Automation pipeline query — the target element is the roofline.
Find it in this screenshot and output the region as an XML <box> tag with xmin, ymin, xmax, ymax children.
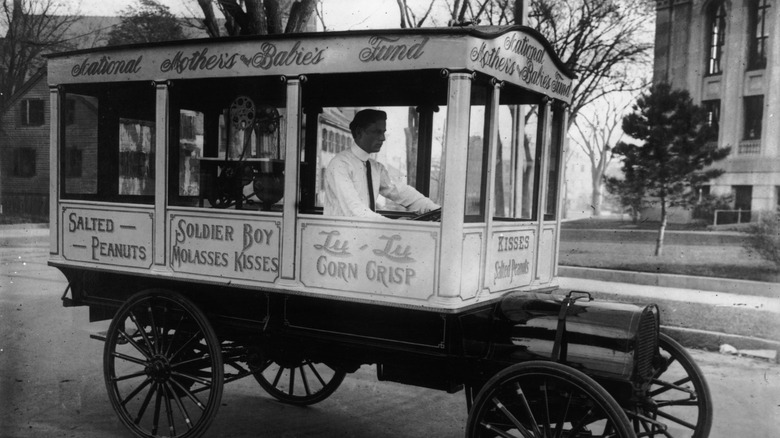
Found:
<box><xmin>44</xmin><ymin>26</ymin><xmax>576</xmax><ymax>80</ymax></box>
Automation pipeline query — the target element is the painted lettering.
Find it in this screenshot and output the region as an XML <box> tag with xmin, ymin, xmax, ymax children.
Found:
<box><xmin>68</xmin><ymin>212</ymin><xmax>115</xmax><ymax>233</ymax></box>
<box><xmin>175</xmin><ymin>219</ymin><xmax>234</xmax><ymax>245</ymax></box>
<box><xmin>373</xmin><ymin>234</ymin><xmax>414</xmax><ymax>262</ymax></box>
<box><xmin>234</xmin><ymin>252</ymin><xmax>279</xmax><ymax>273</ymax></box>
<box><xmin>249</xmin><ymin>41</ymin><xmax>325</xmax><ymax>70</ymax></box>
<box><xmin>316</xmin><ymin>255</ymin><xmax>358</xmax><ymax>283</ymax></box>
<box><xmin>494</xmin><ymin>258</ymin><xmax>530</xmax><ymax>284</ymax></box>
<box><xmin>365</xmin><ymin>261</ymin><xmax>415</xmax><ymax>287</ymax></box>
<box><xmin>313</xmin><ymin>230</ymin><xmax>350</xmax><ymax>256</ymax></box>
<box><xmin>359</xmin><ymin>36</ymin><xmax>428</xmax><ymax>63</ymax></box>
<box><xmin>71</xmin><ymin>55</ymin><xmax>143</xmax><ymax>77</ymax></box>
<box><xmin>91</xmin><ymin>236</ymin><xmax>147</xmax><ymax>261</ymax></box>
<box><xmin>242</xmin><ymin>224</ymin><xmax>274</xmax><ymax>251</ymax></box>
<box><xmin>497</xmin><ymin>235</ymin><xmax>530</xmax><ymax>252</ymax></box>
<box><xmin>170</xmin><ymin>245</ymin><xmax>229</xmax><ymax>268</ymax></box>
<box><xmin>160</xmin><ymin>48</ymin><xmax>239</xmax><ymax>73</ymax></box>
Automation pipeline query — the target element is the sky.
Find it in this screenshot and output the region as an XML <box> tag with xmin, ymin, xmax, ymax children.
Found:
<box><xmin>68</xmin><ymin>0</ymin><xmax>449</xmax><ymax>31</ymax></box>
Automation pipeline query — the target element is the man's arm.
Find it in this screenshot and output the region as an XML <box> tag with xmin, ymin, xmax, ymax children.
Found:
<box><xmin>376</xmin><ymin>163</ymin><xmax>440</xmax><ymax>213</ymax></box>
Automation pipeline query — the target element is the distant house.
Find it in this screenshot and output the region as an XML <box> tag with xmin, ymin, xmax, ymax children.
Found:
<box><xmin>0</xmin><ymin>68</ymin><xmax>50</xmax><ymax>219</ymax></box>
<box><xmin>0</xmin><ymin>16</ymin><xmax>209</xmax><ymax>220</ymax></box>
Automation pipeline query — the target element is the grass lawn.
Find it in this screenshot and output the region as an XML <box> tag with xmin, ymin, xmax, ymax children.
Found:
<box><xmin>559</xmin><ymin>240</ymin><xmax>780</xmax><ymax>283</ymax></box>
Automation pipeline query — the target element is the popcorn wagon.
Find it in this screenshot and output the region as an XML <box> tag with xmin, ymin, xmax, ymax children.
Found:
<box><xmin>46</xmin><ymin>26</ymin><xmax>712</xmax><ymax>438</ymax></box>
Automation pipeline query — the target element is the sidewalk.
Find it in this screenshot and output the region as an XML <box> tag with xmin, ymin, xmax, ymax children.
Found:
<box><xmin>0</xmin><ymin>224</ymin><xmax>49</xmax><ymax>247</ymax></box>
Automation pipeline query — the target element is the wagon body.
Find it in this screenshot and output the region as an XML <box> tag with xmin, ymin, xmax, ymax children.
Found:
<box><xmin>46</xmin><ymin>26</ymin><xmax>710</xmax><ymax>438</ymax></box>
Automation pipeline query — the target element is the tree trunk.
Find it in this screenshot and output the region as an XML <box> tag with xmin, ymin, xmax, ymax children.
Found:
<box><xmin>655</xmin><ymin>198</ymin><xmax>667</xmax><ymax>256</ymax></box>
<box><xmin>590</xmin><ymin>180</ymin><xmax>602</xmax><ymax>216</ymax></box>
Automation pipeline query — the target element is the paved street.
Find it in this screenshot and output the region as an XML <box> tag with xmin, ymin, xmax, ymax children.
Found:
<box><xmin>1</xmin><ymin>245</ymin><xmax>779</xmax><ymax>437</ymax></box>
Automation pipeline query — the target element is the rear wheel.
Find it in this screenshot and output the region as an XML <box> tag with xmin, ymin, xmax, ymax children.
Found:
<box><xmin>467</xmin><ymin>361</ymin><xmax>636</xmax><ymax>438</ymax></box>
<box><xmin>103</xmin><ymin>290</ymin><xmax>223</xmax><ymax>438</ymax></box>
<box><xmin>250</xmin><ymin>355</ymin><xmax>346</xmax><ymax>406</ymax></box>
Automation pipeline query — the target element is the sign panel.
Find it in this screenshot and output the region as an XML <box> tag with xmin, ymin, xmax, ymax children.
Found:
<box><xmin>487</xmin><ymin>229</ymin><xmax>535</xmax><ymax>291</ymax></box>
<box><xmin>300</xmin><ymin>222</ymin><xmax>438</xmax><ymax>301</ymax></box>
<box><xmin>48</xmin><ymin>29</ymin><xmax>573</xmax><ymax>104</ymax></box>
<box><xmin>62</xmin><ymin>207</ymin><xmax>153</xmax><ymax>268</ymax></box>
<box><xmin>168</xmin><ymin>213</ymin><xmax>281</xmax><ymax>282</ymax></box>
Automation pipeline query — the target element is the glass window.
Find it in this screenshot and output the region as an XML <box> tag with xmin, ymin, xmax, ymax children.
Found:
<box><xmin>748</xmin><ymin>0</ymin><xmax>770</xmax><ymax>70</ymax></box>
<box><xmin>20</xmin><ymin>99</ymin><xmax>44</xmax><ymax>126</ymax></box>
<box><xmin>707</xmin><ymin>1</ymin><xmax>727</xmax><ymax>75</ymax></box>
<box><xmin>62</xmin><ymin>82</ymin><xmax>155</xmax><ymax>202</ymax></box>
<box><xmin>744</xmin><ymin>95</ymin><xmax>764</xmax><ymax>140</ymax></box>
<box><xmin>464</xmin><ymin>84</ymin><xmax>490</xmax><ymax>221</ymax></box>
<box><xmin>169</xmin><ymin>77</ymin><xmax>286</xmax><ymax>210</ymax></box>
<box><xmin>544</xmin><ymin>106</ymin><xmax>565</xmax><ymax>220</ymax></box>
<box><xmin>65</xmin><ymin>147</ymin><xmax>82</xmax><ymax>178</ymax></box>
<box><xmin>702</xmin><ymin>99</ymin><xmax>720</xmax><ymax>134</ymax></box>
<box><xmin>493</xmin><ymin>104</ymin><xmax>539</xmax><ymax>220</ymax></box>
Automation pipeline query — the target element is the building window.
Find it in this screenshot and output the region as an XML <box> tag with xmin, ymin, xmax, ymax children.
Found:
<box><xmin>743</xmin><ymin>95</ymin><xmax>764</xmax><ymax>140</ymax></box>
<box><xmin>748</xmin><ymin>0</ymin><xmax>770</xmax><ymax>70</ymax></box>
<box><xmin>65</xmin><ymin>147</ymin><xmax>83</xmax><ymax>178</ymax></box>
<box><xmin>12</xmin><ymin>148</ymin><xmax>36</xmax><ymax>177</ymax></box>
<box><xmin>702</xmin><ymin>99</ymin><xmax>720</xmax><ymax>138</ymax></box>
<box><xmin>20</xmin><ymin>99</ymin><xmax>45</xmax><ymax>126</ymax></box>
<box><xmin>707</xmin><ymin>1</ymin><xmax>727</xmax><ymax>75</ymax></box>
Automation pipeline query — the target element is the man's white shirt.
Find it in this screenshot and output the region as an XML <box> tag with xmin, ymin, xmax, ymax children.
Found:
<box><xmin>323</xmin><ymin>145</ymin><xmax>439</xmax><ymax>218</ymax></box>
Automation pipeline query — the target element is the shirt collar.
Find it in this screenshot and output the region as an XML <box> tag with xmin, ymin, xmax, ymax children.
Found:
<box><xmin>350</xmin><ymin>144</ymin><xmax>371</xmax><ymax>162</ymax></box>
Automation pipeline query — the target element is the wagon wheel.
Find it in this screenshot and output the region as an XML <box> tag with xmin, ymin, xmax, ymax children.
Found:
<box><xmin>466</xmin><ymin>361</ymin><xmax>636</xmax><ymax>438</ymax></box>
<box><xmin>103</xmin><ymin>290</ymin><xmax>223</xmax><ymax>438</ymax></box>
<box><xmin>249</xmin><ymin>355</ymin><xmax>346</xmax><ymax>406</ymax></box>
<box><xmin>628</xmin><ymin>333</ymin><xmax>713</xmax><ymax>438</ymax></box>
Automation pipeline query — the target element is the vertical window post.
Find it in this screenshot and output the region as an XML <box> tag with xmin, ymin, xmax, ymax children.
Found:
<box><xmin>280</xmin><ymin>75</ymin><xmax>304</xmax><ymax>283</ymax></box>
<box><xmin>154</xmin><ymin>81</ymin><xmax>170</xmax><ymax>268</ymax></box>
<box><xmin>438</xmin><ymin>71</ymin><xmax>472</xmax><ymax>299</ymax></box>
<box><xmin>49</xmin><ymin>86</ymin><xmax>62</xmax><ymax>255</ymax></box>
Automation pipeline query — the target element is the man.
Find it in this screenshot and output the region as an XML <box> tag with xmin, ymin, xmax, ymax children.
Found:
<box><xmin>323</xmin><ymin>109</ymin><xmax>439</xmax><ymax>218</ymax></box>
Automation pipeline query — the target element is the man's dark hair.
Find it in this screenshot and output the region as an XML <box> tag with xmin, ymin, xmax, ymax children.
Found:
<box><xmin>349</xmin><ymin>109</ymin><xmax>387</xmax><ymax>137</ymax></box>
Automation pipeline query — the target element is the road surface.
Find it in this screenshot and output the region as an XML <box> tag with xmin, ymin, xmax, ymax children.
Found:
<box><xmin>1</xmin><ymin>245</ymin><xmax>778</xmax><ymax>437</ymax></box>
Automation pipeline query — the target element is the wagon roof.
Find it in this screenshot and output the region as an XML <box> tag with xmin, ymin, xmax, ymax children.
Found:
<box><xmin>46</xmin><ymin>26</ymin><xmax>574</xmax><ymax>104</ymax></box>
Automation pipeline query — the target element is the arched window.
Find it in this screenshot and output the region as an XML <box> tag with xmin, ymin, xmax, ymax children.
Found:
<box><xmin>707</xmin><ymin>1</ymin><xmax>727</xmax><ymax>75</ymax></box>
<box><xmin>321</xmin><ymin>128</ymin><xmax>328</xmax><ymax>151</ymax></box>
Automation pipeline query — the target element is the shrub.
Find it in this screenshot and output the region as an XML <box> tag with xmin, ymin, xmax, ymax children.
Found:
<box><xmin>743</xmin><ymin>210</ymin><xmax>780</xmax><ymax>269</ymax></box>
<box><xmin>692</xmin><ymin>194</ymin><xmax>733</xmax><ymax>224</ymax></box>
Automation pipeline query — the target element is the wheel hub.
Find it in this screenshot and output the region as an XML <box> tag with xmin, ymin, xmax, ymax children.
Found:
<box><xmin>146</xmin><ymin>356</ymin><xmax>171</xmax><ymax>382</ymax></box>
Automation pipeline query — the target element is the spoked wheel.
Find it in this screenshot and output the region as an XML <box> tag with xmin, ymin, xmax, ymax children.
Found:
<box><xmin>103</xmin><ymin>290</ymin><xmax>223</xmax><ymax>438</ymax></box>
<box><xmin>467</xmin><ymin>361</ymin><xmax>636</xmax><ymax>438</ymax></box>
<box><xmin>250</xmin><ymin>355</ymin><xmax>346</xmax><ymax>406</ymax></box>
<box><xmin>628</xmin><ymin>333</ymin><xmax>713</xmax><ymax>438</ymax></box>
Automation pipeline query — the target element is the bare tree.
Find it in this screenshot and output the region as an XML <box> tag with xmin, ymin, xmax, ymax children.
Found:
<box><xmin>569</xmin><ymin>95</ymin><xmax>633</xmax><ymax>215</ymax></box>
<box><xmin>193</xmin><ymin>0</ymin><xmax>317</xmax><ymax>37</ymax></box>
<box><xmin>0</xmin><ymin>0</ymin><xmax>78</xmax><ymax>108</ymax></box>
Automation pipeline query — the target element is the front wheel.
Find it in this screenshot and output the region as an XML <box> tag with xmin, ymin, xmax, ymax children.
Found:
<box><xmin>628</xmin><ymin>333</ymin><xmax>713</xmax><ymax>438</ymax></box>
<box><xmin>103</xmin><ymin>290</ymin><xmax>223</xmax><ymax>438</ymax></box>
<box><xmin>467</xmin><ymin>361</ymin><xmax>636</xmax><ymax>438</ymax></box>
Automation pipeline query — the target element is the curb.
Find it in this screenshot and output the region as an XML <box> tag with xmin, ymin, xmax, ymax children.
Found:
<box><xmin>559</xmin><ymin>265</ymin><xmax>778</xmax><ymax>297</ymax></box>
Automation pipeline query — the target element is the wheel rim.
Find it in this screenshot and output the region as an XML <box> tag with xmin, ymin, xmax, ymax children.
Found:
<box><xmin>104</xmin><ymin>291</ymin><xmax>223</xmax><ymax>438</ymax></box>
<box><xmin>251</xmin><ymin>356</ymin><xmax>346</xmax><ymax>406</ymax></box>
<box><xmin>629</xmin><ymin>333</ymin><xmax>712</xmax><ymax>438</ymax></box>
<box><xmin>467</xmin><ymin>361</ymin><xmax>636</xmax><ymax>438</ymax></box>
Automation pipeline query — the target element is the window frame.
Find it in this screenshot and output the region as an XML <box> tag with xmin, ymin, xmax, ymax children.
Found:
<box><xmin>706</xmin><ymin>1</ymin><xmax>727</xmax><ymax>76</ymax></box>
<box><xmin>743</xmin><ymin>95</ymin><xmax>764</xmax><ymax>140</ymax></box>
<box><xmin>748</xmin><ymin>0</ymin><xmax>770</xmax><ymax>70</ymax></box>
<box><xmin>20</xmin><ymin>98</ymin><xmax>45</xmax><ymax>127</ymax></box>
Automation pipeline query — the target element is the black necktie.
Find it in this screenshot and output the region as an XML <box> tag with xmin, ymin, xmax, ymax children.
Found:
<box><xmin>365</xmin><ymin>160</ymin><xmax>375</xmax><ymax>212</ymax></box>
